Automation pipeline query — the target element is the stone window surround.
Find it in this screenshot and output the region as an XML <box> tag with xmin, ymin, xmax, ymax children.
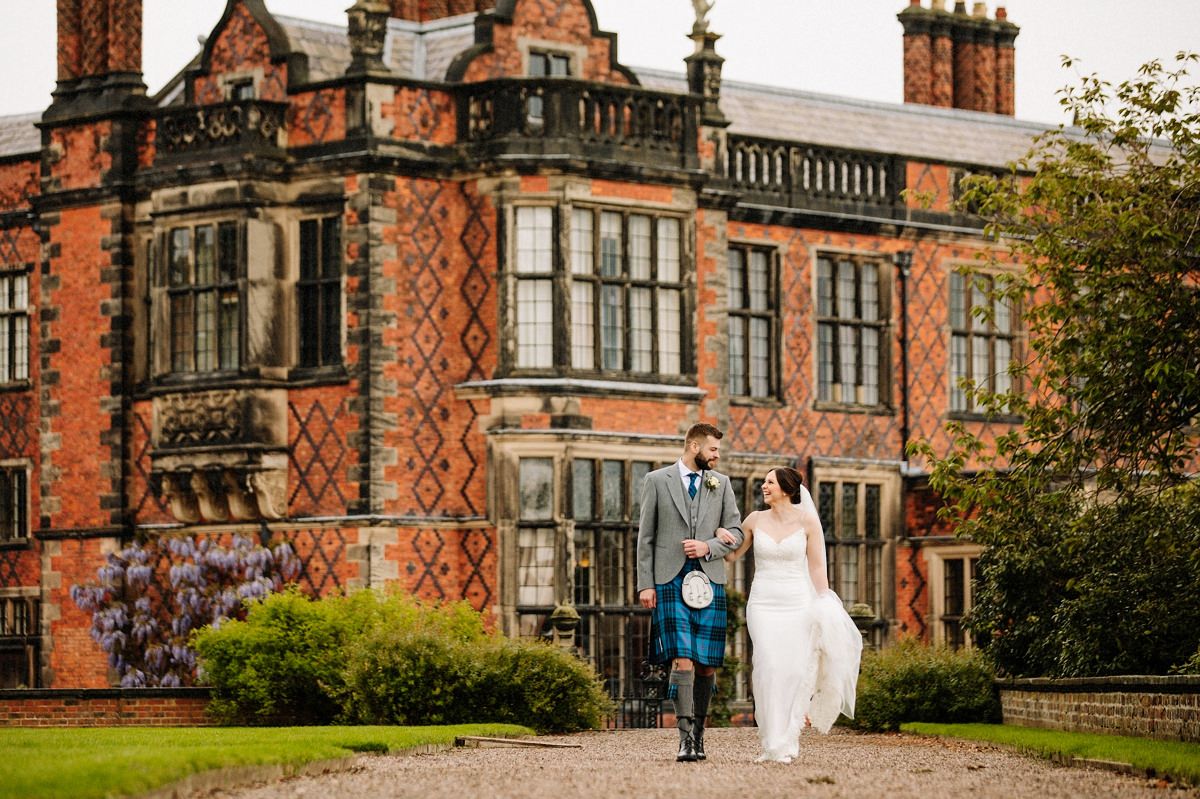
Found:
<box><xmin>0</xmin><ymin>460</ymin><xmax>30</xmax><ymax>547</ymax></box>
<box><xmin>925</xmin><ymin>541</ymin><xmax>983</xmax><ymax>649</ymax></box>
<box><xmin>946</xmin><ymin>260</ymin><xmax>1023</xmax><ymax>421</ymax></box>
<box><xmin>726</xmin><ymin>238</ymin><xmax>782</xmax><ymax>402</ymax></box>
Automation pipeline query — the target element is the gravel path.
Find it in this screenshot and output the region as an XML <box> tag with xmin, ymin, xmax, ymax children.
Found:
<box><xmin>198</xmin><ymin>728</ymin><xmax>1196</xmax><ymax>799</ymax></box>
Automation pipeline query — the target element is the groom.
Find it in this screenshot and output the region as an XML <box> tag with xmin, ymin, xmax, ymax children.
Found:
<box><xmin>637</xmin><ymin>423</ymin><xmax>743</xmax><ymax>762</ymax></box>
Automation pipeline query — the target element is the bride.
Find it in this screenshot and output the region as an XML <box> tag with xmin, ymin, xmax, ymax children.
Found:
<box><xmin>719</xmin><ymin>466</ymin><xmax>862</xmax><ymax>763</ymax></box>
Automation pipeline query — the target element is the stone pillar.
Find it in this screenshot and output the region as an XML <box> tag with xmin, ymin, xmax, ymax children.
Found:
<box><xmin>346</xmin><ymin>0</ymin><xmax>391</xmax><ymax>76</ymax></box>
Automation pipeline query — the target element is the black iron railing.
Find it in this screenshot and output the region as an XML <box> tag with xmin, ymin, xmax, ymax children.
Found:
<box><xmin>155</xmin><ymin>100</ymin><xmax>288</xmax><ymax>163</ymax></box>
<box><xmin>724</xmin><ymin>134</ymin><xmax>905</xmax><ymax>212</ymax></box>
<box><xmin>457</xmin><ymin>78</ymin><xmax>700</xmax><ymax>170</ymax></box>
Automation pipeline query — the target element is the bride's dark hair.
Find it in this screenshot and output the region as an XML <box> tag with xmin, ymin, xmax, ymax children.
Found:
<box><xmin>770</xmin><ymin>466</ymin><xmax>805</xmax><ymax>503</ymax></box>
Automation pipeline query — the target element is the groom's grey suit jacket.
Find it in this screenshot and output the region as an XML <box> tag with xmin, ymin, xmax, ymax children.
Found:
<box><xmin>635</xmin><ymin>464</ymin><xmax>744</xmax><ymax>593</ymax></box>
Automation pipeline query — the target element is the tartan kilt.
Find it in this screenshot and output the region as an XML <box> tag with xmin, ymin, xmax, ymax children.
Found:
<box><xmin>651</xmin><ymin>561</ymin><xmax>728</xmax><ymax>667</ymax></box>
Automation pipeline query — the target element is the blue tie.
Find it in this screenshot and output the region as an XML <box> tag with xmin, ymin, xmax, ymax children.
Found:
<box><xmin>687</xmin><ymin>472</ymin><xmax>699</xmax><ymax>499</ymax></box>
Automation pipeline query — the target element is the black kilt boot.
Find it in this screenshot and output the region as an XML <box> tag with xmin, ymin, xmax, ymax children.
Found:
<box><xmin>669</xmin><ymin>668</ymin><xmax>698</xmax><ymax>762</ymax></box>
<box><xmin>692</xmin><ymin>673</ymin><xmax>714</xmax><ymax>761</ymax></box>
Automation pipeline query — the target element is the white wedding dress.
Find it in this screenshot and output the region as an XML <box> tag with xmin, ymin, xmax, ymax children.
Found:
<box><xmin>746</xmin><ymin>489</ymin><xmax>863</xmax><ymax>763</ymax></box>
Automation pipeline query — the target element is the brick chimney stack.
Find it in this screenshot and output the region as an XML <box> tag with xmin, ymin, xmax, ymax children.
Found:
<box><xmin>898</xmin><ymin>0</ymin><xmax>1018</xmax><ymax>115</ymax></box>
<box><xmin>50</xmin><ymin>0</ymin><xmax>146</xmax><ymax>118</ymax></box>
<box><xmin>387</xmin><ymin>0</ymin><xmax>493</xmax><ymax>21</ymax></box>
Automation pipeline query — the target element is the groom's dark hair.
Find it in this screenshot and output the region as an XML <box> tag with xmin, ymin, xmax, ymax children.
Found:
<box><xmin>685</xmin><ymin>423</ymin><xmax>723</xmax><ymax>445</ymax></box>
<box><xmin>772</xmin><ymin>466</ymin><xmax>805</xmax><ymax>503</ymax></box>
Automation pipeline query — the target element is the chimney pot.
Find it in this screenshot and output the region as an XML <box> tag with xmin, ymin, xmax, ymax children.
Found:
<box><xmin>954</xmin><ymin>1</ymin><xmax>967</xmax><ymax>13</ymax></box>
<box><xmin>972</xmin><ymin>2</ymin><xmax>987</xmax><ymax>17</ymax></box>
<box><xmin>995</xmin><ymin>5</ymin><xmax>1007</xmax><ymax>19</ymax></box>
<box><xmin>931</xmin><ymin>0</ymin><xmax>945</xmax><ymax>9</ymax></box>
<box><xmin>909</xmin><ymin>0</ymin><xmax>922</xmax><ymax>5</ymax></box>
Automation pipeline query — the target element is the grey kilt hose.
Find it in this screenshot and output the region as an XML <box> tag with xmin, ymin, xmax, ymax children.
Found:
<box><xmin>651</xmin><ymin>560</ymin><xmax>728</xmax><ymax>667</ymax></box>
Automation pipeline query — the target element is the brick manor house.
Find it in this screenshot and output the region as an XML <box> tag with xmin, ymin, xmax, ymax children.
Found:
<box><xmin>0</xmin><ymin>0</ymin><xmax>1037</xmax><ymax>703</ymax></box>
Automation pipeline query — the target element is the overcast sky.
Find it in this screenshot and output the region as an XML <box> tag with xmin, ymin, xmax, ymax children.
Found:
<box><xmin>1</xmin><ymin>1</ymin><xmax>1197</xmax><ymax>124</ymax></box>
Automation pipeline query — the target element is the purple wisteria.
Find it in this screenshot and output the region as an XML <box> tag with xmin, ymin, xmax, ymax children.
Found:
<box><xmin>71</xmin><ymin>534</ymin><xmax>300</xmax><ymax>687</ymax></box>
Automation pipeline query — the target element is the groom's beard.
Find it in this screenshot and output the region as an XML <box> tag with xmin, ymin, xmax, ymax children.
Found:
<box><xmin>695</xmin><ymin>453</ymin><xmax>714</xmax><ymax>471</ymax></box>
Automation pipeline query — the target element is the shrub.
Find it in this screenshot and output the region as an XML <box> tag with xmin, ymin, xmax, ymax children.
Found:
<box><xmin>850</xmin><ymin>638</ymin><xmax>999</xmax><ymax>732</ymax></box>
<box><xmin>70</xmin><ymin>534</ymin><xmax>299</xmax><ymax>687</ymax></box>
<box><xmin>196</xmin><ymin>589</ymin><xmax>611</xmax><ymax>731</ymax></box>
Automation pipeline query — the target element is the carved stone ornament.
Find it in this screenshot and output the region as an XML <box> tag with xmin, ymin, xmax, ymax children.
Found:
<box><xmin>346</xmin><ymin>0</ymin><xmax>391</xmax><ymax>74</ymax></box>
<box><xmin>158</xmin><ymin>390</ymin><xmax>243</xmax><ymax>448</ymax></box>
<box><xmin>155</xmin><ymin>466</ymin><xmax>286</xmax><ymax>523</ymax></box>
<box><xmin>691</xmin><ymin>0</ymin><xmax>715</xmax><ymax>34</ymax></box>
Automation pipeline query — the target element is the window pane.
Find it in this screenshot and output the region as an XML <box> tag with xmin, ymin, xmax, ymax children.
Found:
<box><xmin>519</xmin><ymin>458</ymin><xmax>554</xmax><ymax>520</ymax></box>
<box><xmin>516</xmin><ymin>279</ymin><xmax>553</xmax><ymax>368</ymax></box>
<box><xmin>818</xmin><ymin>482</ymin><xmax>836</xmax><ymax>536</ymax></box>
<box><xmin>949</xmin><ymin>272</ymin><xmax>966</xmax><ymax>329</ymax></box>
<box><xmin>517</xmin><ymin>527</ymin><xmax>555</xmax><ymax>606</ymax></box>
<box><xmin>841</xmin><ymin>483</ymin><xmax>858</xmax><ymax>539</ymax></box>
<box><xmin>656</xmin><ymin>289</ymin><xmax>681</xmax><ymax>375</ymax></box>
<box><xmin>321</xmin><ymin>218</ymin><xmax>341</xmax><ymax>279</ymax></box>
<box><xmin>218</xmin><ymin>222</ymin><xmax>239</xmax><ymax>283</ymax></box>
<box><xmin>528</xmin><ymin>52</ymin><xmax>547</xmax><ymax>77</ymax></box>
<box><xmin>573</xmin><ymin>527</ymin><xmax>594</xmax><ymax>606</ymax></box>
<box><xmin>629</xmin><ymin>215</ymin><xmax>651</xmax><ymax>280</ymax></box>
<box><xmin>169</xmin><ymin>228</ymin><xmax>190</xmax><ymax>286</ymax></box>
<box><xmin>951</xmin><ymin>334</ymin><xmax>967</xmax><ymax>411</ymax></box>
<box><xmin>12</xmin><ymin>315</ymin><xmax>27</xmax><ymax>381</ymax></box>
<box><xmin>219</xmin><ymin>291</ymin><xmax>239</xmax><ymax>369</ymax></box>
<box><xmin>170</xmin><ymin>294</ymin><xmax>193</xmax><ymax>371</ymax></box>
<box><xmin>971</xmin><ymin>277</ymin><xmax>987</xmax><ymax>330</ymax></box>
<box><xmin>300</xmin><ymin>220</ymin><xmax>319</xmax><ymax>281</ymax></box>
<box><xmin>516</xmin><ymin>207</ymin><xmax>553</xmax><ymax>274</ymax></box>
<box><xmin>598</xmin><ymin>528</ymin><xmax>624</xmax><ymax>605</ymax></box>
<box><xmin>862</xmin><ymin>327</ymin><xmax>879</xmax><ymax>405</ymax></box>
<box><xmin>572</xmin><ymin>459</ymin><xmax>594</xmax><ymax>521</ymax></box>
<box><xmin>995</xmin><ymin>338</ymin><xmax>1012</xmax><ymax>396</ymax></box>
<box><xmin>865</xmin><ymin>484</ymin><xmax>881</xmax><ymax>539</ymax></box>
<box><xmin>194</xmin><ymin>225</ymin><xmax>214</xmax><ymax>284</ymax></box>
<box><xmin>861</xmin><ymin>264</ymin><xmax>879</xmax><ymax>322</ymax></box>
<box><xmin>299</xmin><ymin>285</ymin><xmax>319</xmax><ymax>367</ymax></box>
<box><xmin>602</xmin><ymin>460</ymin><xmax>623</xmax><ymax>520</ymax></box>
<box><xmin>995</xmin><ymin>291</ymin><xmax>1011</xmax><ymax>333</ymax></box>
<box><xmin>839</xmin><ymin>325</ymin><xmax>857</xmax><ymax>402</ymax></box>
<box><xmin>599</xmin><ymin>212</ymin><xmax>622</xmax><ymax>278</ymax></box>
<box><xmin>837</xmin><ymin>260</ymin><xmax>856</xmax><ymax>318</ymax></box>
<box><xmin>195</xmin><ymin>291</ymin><xmax>216</xmax><ymax>371</ymax></box>
<box><xmin>817</xmin><ymin>257</ymin><xmax>833</xmax><ymax>316</ymax></box>
<box><xmin>630</xmin><ymin>287</ymin><xmax>652</xmax><ymax>372</ymax></box>
<box><xmin>972</xmin><ymin>334</ymin><xmax>989</xmax><ymax>387</ymax></box>
<box><xmin>630</xmin><ymin>461</ymin><xmax>651</xmax><ymax>519</ymax></box>
<box><xmin>657</xmin><ymin>218</ymin><xmax>680</xmax><ymax>282</ymax></box>
<box><xmin>748</xmin><ymin>250</ymin><xmax>769</xmax><ymax>312</ymax></box>
<box><xmin>321</xmin><ymin>286</ymin><xmax>340</xmax><ymax>365</ymax></box>
<box><xmin>839</xmin><ymin>544</ymin><xmax>859</xmax><ymax>604</ymax></box>
<box><xmin>549</xmin><ymin>54</ymin><xmax>570</xmax><ymax>76</ymax></box>
<box><xmin>0</xmin><ymin>317</ymin><xmax>8</xmax><ymax>381</ymax></box>
<box><xmin>571</xmin><ymin>282</ymin><xmax>594</xmax><ymax>369</ymax></box>
<box><xmin>0</xmin><ymin>276</ymin><xmax>9</xmax><ymax>312</ymax></box>
<box><xmin>571</xmin><ymin>209</ymin><xmax>593</xmax><ymax>275</ymax></box>
<box><xmin>600</xmin><ymin>284</ymin><xmax>624</xmax><ymax>369</ymax></box>
<box><xmin>727</xmin><ymin>249</ymin><xmax>744</xmax><ymax>309</ymax></box>
<box><xmin>817</xmin><ymin>323</ymin><xmax>834</xmax><ymax>402</ymax></box>
<box><xmin>945</xmin><ymin>558</ymin><xmax>965</xmax><ymax>615</ymax></box>
<box><xmin>749</xmin><ymin>317</ymin><xmax>769</xmax><ymax>398</ymax></box>
<box><xmin>728</xmin><ymin>317</ymin><xmax>745</xmax><ymax>395</ymax></box>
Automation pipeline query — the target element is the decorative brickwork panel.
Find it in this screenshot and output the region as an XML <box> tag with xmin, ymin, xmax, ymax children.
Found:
<box><xmin>128</xmin><ymin>404</ymin><xmax>170</xmax><ymax>524</ymax></box>
<box><xmin>387</xmin><ymin>526</ymin><xmax>497</xmax><ymax>611</ymax></box>
<box><xmin>387</xmin><ymin>88</ymin><xmax>456</xmax><ymax>145</ymax></box>
<box><xmin>288</xmin><ymin>393</ymin><xmax>358</xmax><ymax>518</ymax></box>
<box><xmin>906</xmin><ymin>161</ymin><xmax>953</xmax><ymax>212</ymax></box>
<box><xmin>193</xmin><ymin>2</ymin><xmax>287</xmax><ymax>105</ymax></box>
<box><xmin>575</xmin><ymin>398</ymin><xmax>694</xmax><ymax>437</ymax></box>
<box><xmin>894</xmin><ymin>542</ymin><xmax>929</xmax><ymax>639</ymax></box>
<box><xmin>0</xmin><ymin>547</ymin><xmax>39</xmax><ymax>590</ymax></box>
<box><xmin>287</xmin><ymin>527</ymin><xmax>358</xmax><ymax>597</ymax></box>
<box><xmin>136</xmin><ymin>119</ymin><xmax>156</xmax><ymax>168</ymax></box>
<box><xmin>381</xmin><ymin>179</ymin><xmax>495</xmax><ymax>518</ymax></box>
<box><xmin>461</xmin><ymin>0</ymin><xmax>631</xmax><ymax>84</ymax></box>
<box><xmin>0</xmin><ymin>690</ymin><xmax>214</xmax><ymax>727</ymax></box>
<box><xmin>288</xmin><ymin>90</ymin><xmax>347</xmax><ymax>148</ymax></box>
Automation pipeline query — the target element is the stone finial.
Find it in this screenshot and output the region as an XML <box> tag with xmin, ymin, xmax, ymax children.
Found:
<box><xmin>691</xmin><ymin>0</ymin><xmax>715</xmax><ymax>35</ymax></box>
<box><xmin>346</xmin><ymin>0</ymin><xmax>391</xmax><ymax>75</ymax></box>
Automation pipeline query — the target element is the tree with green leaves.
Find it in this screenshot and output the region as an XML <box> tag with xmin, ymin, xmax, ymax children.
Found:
<box><xmin>912</xmin><ymin>53</ymin><xmax>1200</xmax><ymax>677</ymax></box>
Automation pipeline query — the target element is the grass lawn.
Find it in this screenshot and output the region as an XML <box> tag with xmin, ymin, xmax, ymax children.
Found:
<box><xmin>902</xmin><ymin>722</ymin><xmax>1200</xmax><ymax>786</ymax></box>
<box><xmin>0</xmin><ymin>723</ymin><xmax>533</xmax><ymax>799</ymax></box>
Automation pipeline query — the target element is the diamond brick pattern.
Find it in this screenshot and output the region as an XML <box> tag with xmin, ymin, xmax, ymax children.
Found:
<box><xmin>905</xmin><ymin>543</ymin><xmax>928</xmax><ymax>638</ymax></box>
<box><xmin>405</xmin><ymin>528</ymin><xmax>447</xmax><ymax>600</ymax></box>
<box><xmin>459</xmin><ymin>527</ymin><xmax>493</xmax><ymax>609</ymax></box>
<box><xmin>289</xmin><ymin>399</ymin><xmax>349</xmax><ymax>515</ymax></box>
<box><xmin>289</xmin><ymin>528</ymin><xmax>349</xmax><ymax>596</ymax></box>
<box><xmin>0</xmin><ymin>549</ymin><xmax>21</xmax><ymax>588</ymax></box>
<box><xmin>0</xmin><ymin>395</ymin><xmax>33</xmax><ymax>459</ymax></box>
<box><xmin>130</xmin><ymin>408</ymin><xmax>169</xmax><ymax>521</ymax></box>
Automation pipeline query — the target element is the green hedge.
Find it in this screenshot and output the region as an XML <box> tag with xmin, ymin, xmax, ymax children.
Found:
<box><xmin>850</xmin><ymin>638</ymin><xmax>1000</xmax><ymax>732</ymax></box>
<box><xmin>193</xmin><ymin>590</ymin><xmax>610</xmax><ymax>732</ymax></box>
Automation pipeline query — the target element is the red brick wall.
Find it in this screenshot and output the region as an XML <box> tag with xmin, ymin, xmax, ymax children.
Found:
<box><xmin>288</xmin><ymin>390</ymin><xmax>360</xmax><ymax>519</ymax></box>
<box><xmin>0</xmin><ymin>689</ymin><xmax>213</xmax><ymax>727</ymax></box>
<box><xmin>44</xmin><ymin>538</ymin><xmax>115</xmax><ymax>687</ymax></box>
<box><xmin>387</xmin><ymin>88</ymin><xmax>457</xmax><ymax>144</ymax></box>
<box><xmin>288</xmin><ymin>90</ymin><xmax>347</xmax><ymax>149</ymax></box>
<box><xmin>386</xmin><ymin>526</ymin><xmax>497</xmax><ymax>611</ymax></box>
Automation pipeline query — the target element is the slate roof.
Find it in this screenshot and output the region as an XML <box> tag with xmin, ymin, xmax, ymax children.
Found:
<box><xmin>637</xmin><ymin>68</ymin><xmax>1052</xmax><ymax>169</ymax></box>
<box><xmin>0</xmin><ymin>113</ymin><xmax>40</xmax><ymax>159</ymax></box>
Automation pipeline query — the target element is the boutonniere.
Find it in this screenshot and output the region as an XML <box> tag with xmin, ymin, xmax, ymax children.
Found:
<box><xmin>703</xmin><ymin>474</ymin><xmax>720</xmax><ymax>491</ymax></box>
